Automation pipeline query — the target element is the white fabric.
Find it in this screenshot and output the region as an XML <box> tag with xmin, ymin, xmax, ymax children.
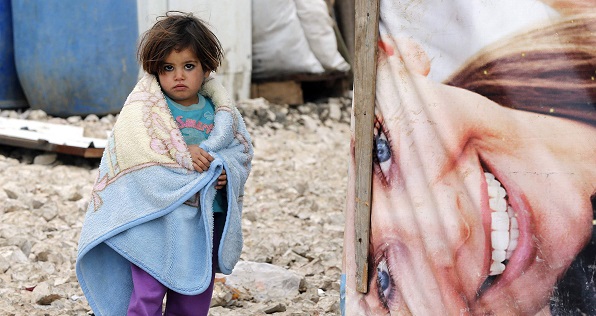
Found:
<box><xmin>294</xmin><ymin>0</ymin><xmax>350</xmax><ymax>72</ymax></box>
<box><xmin>252</xmin><ymin>0</ymin><xmax>324</xmax><ymax>78</ymax></box>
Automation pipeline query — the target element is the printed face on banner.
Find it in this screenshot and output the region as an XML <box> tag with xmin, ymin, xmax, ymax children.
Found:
<box><xmin>343</xmin><ymin>1</ymin><xmax>596</xmax><ymax>315</ymax></box>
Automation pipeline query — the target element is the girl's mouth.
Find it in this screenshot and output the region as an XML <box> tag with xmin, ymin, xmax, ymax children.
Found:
<box><xmin>477</xmin><ymin>168</ymin><xmax>535</xmax><ymax>298</ymax></box>
<box><xmin>484</xmin><ymin>171</ymin><xmax>519</xmax><ymax>276</ymax></box>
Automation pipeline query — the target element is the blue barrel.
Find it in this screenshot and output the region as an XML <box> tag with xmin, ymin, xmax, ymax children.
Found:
<box><xmin>12</xmin><ymin>1</ymin><xmax>139</xmax><ymax>116</ymax></box>
<box><xmin>0</xmin><ymin>0</ymin><xmax>27</xmax><ymax>109</ymax></box>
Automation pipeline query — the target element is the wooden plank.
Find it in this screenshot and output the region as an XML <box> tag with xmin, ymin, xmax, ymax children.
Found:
<box><xmin>251</xmin><ymin>70</ymin><xmax>348</xmax><ymax>83</ymax></box>
<box><xmin>353</xmin><ymin>0</ymin><xmax>379</xmax><ymax>293</ymax></box>
<box><xmin>0</xmin><ymin>117</ymin><xmax>106</xmax><ymax>158</ymax></box>
<box><xmin>54</xmin><ymin>145</ymin><xmax>104</xmax><ymax>158</ymax></box>
<box><xmin>250</xmin><ymin>80</ymin><xmax>304</xmax><ymax>105</ymax></box>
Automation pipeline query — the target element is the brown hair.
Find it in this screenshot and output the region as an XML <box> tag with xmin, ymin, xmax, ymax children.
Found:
<box><xmin>445</xmin><ymin>14</ymin><xmax>596</xmax><ymax>126</ymax></box>
<box><xmin>138</xmin><ymin>11</ymin><xmax>224</xmax><ymax>75</ymax></box>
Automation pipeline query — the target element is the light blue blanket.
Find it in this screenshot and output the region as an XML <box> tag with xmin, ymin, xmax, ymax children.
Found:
<box><xmin>76</xmin><ymin>74</ymin><xmax>253</xmax><ymax>315</ymax></box>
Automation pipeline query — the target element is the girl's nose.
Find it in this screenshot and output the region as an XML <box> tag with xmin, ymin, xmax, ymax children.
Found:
<box><xmin>174</xmin><ymin>69</ymin><xmax>184</xmax><ymax>80</ymax></box>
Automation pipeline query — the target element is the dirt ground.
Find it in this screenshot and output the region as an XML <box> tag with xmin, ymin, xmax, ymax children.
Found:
<box><xmin>0</xmin><ymin>96</ymin><xmax>351</xmax><ymax>315</ymax></box>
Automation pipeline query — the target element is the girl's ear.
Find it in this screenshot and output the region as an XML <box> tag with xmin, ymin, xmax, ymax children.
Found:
<box><xmin>204</xmin><ymin>70</ymin><xmax>211</xmax><ymax>78</ymax></box>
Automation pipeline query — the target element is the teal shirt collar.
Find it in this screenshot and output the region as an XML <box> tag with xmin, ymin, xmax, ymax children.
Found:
<box><xmin>164</xmin><ymin>93</ymin><xmax>206</xmax><ymax>111</ymax></box>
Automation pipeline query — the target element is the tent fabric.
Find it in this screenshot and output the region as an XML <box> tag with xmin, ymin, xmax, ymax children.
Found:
<box><xmin>342</xmin><ymin>0</ymin><xmax>596</xmax><ymax>315</ymax></box>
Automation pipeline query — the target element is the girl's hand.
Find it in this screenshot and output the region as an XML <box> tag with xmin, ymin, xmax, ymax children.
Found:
<box><xmin>216</xmin><ymin>169</ymin><xmax>227</xmax><ymax>189</ymax></box>
<box><xmin>188</xmin><ymin>145</ymin><xmax>214</xmax><ymax>172</ymax></box>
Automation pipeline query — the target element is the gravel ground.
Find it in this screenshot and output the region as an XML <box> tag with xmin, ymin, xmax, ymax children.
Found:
<box><xmin>0</xmin><ymin>96</ymin><xmax>351</xmax><ymax>316</ymax></box>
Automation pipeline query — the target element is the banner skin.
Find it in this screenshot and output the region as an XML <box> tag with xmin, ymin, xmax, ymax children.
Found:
<box><xmin>342</xmin><ymin>0</ymin><xmax>596</xmax><ymax>315</ymax></box>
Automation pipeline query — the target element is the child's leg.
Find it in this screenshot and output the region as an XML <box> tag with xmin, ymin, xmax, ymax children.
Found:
<box><xmin>164</xmin><ymin>213</ymin><xmax>225</xmax><ymax>316</ymax></box>
<box><xmin>163</xmin><ymin>277</ymin><xmax>215</xmax><ymax>316</ymax></box>
<box><xmin>128</xmin><ymin>263</ymin><xmax>167</xmax><ymax>316</ymax></box>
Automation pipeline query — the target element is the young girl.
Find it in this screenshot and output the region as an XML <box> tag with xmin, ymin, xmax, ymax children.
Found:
<box><xmin>76</xmin><ymin>12</ymin><xmax>253</xmax><ymax>316</ymax></box>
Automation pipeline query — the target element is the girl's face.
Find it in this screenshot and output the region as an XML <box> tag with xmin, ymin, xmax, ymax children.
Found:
<box><xmin>158</xmin><ymin>47</ymin><xmax>210</xmax><ymax>106</ymax></box>
<box><xmin>349</xmin><ymin>36</ymin><xmax>596</xmax><ymax>315</ymax></box>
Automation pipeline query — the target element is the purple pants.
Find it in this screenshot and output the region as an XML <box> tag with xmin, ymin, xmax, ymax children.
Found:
<box><xmin>127</xmin><ymin>213</ymin><xmax>224</xmax><ymax>316</ymax></box>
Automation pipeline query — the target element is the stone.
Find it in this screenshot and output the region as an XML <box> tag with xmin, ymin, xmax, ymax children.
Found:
<box><xmin>66</xmin><ymin>116</ymin><xmax>82</xmax><ymax>124</ymax></box>
<box><xmin>31</xmin><ymin>282</ymin><xmax>61</xmax><ymax>305</ymax></box>
<box><xmin>223</xmin><ymin>261</ymin><xmax>304</xmax><ymax>303</ymax></box>
<box><xmin>33</xmin><ymin>153</ymin><xmax>57</xmax><ymax>165</ymax></box>
<box><xmin>9</xmin><ymin>247</ymin><xmax>29</xmax><ymax>264</ymax></box>
<box><xmin>30</xmin><ymin>196</ymin><xmax>46</xmax><ymax>209</ymax></box>
<box><xmin>40</xmin><ymin>206</ymin><xmax>58</xmax><ymax>222</ymax></box>
<box><xmin>0</xmin><ymin>255</ymin><xmax>10</xmax><ymax>273</ymax></box>
<box><xmin>262</xmin><ymin>303</ymin><xmax>286</xmax><ymax>314</ymax></box>
<box><xmin>3</xmin><ymin>199</ymin><xmax>28</xmax><ymax>213</ymax></box>
<box><xmin>84</xmin><ymin>114</ymin><xmax>100</xmax><ymax>122</ymax></box>
<box><xmin>66</xmin><ymin>188</ymin><xmax>83</xmax><ymax>202</ymax></box>
<box><xmin>8</xmin><ymin>237</ymin><xmax>32</xmax><ymax>258</ymax></box>
<box><xmin>3</xmin><ymin>183</ymin><xmax>23</xmax><ymax>199</ymax></box>
<box><xmin>28</xmin><ymin>110</ymin><xmax>48</xmax><ymax>120</ymax></box>
<box><xmin>299</xmin><ymin>115</ymin><xmax>318</xmax><ymax>131</ymax></box>
<box><xmin>328</xmin><ymin>100</ymin><xmax>342</xmax><ymax>121</ymax></box>
<box><xmin>318</xmin><ymin>296</ymin><xmax>340</xmax><ymax>313</ymax></box>
<box><xmin>297</xmin><ymin>104</ymin><xmax>312</xmax><ymax>114</ymax></box>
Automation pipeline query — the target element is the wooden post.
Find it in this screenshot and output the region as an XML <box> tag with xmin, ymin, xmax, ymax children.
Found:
<box><xmin>353</xmin><ymin>0</ymin><xmax>379</xmax><ymax>293</ymax></box>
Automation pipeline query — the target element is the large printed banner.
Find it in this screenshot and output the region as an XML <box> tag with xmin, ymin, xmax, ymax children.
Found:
<box><xmin>343</xmin><ymin>0</ymin><xmax>596</xmax><ymax>314</ymax></box>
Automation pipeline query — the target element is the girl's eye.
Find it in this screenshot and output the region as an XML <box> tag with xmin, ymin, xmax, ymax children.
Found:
<box><xmin>374</xmin><ymin>130</ymin><xmax>392</xmax><ymax>176</ymax></box>
<box><xmin>163</xmin><ymin>65</ymin><xmax>174</xmax><ymax>72</ymax></box>
<box><xmin>375</xmin><ymin>134</ymin><xmax>390</xmax><ymax>163</ymax></box>
<box><xmin>184</xmin><ymin>64</ymin><xmax>195</xmax><ymax>70</ymax></box>
<box><xmin>376</xmin><ymin>258</ymin><xmax>394</xmax><ymax>308</ymax></box>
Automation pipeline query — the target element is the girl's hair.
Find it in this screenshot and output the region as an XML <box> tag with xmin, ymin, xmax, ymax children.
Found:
<box><xmin>445</xmin><ymin>13</ymin><xmax>596</xmax><ymax>126</ymax></box>
<box><xmin>138</xmin><ymin>11</ymin><xmax>224</xmax><ymax>75</ymax></box>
